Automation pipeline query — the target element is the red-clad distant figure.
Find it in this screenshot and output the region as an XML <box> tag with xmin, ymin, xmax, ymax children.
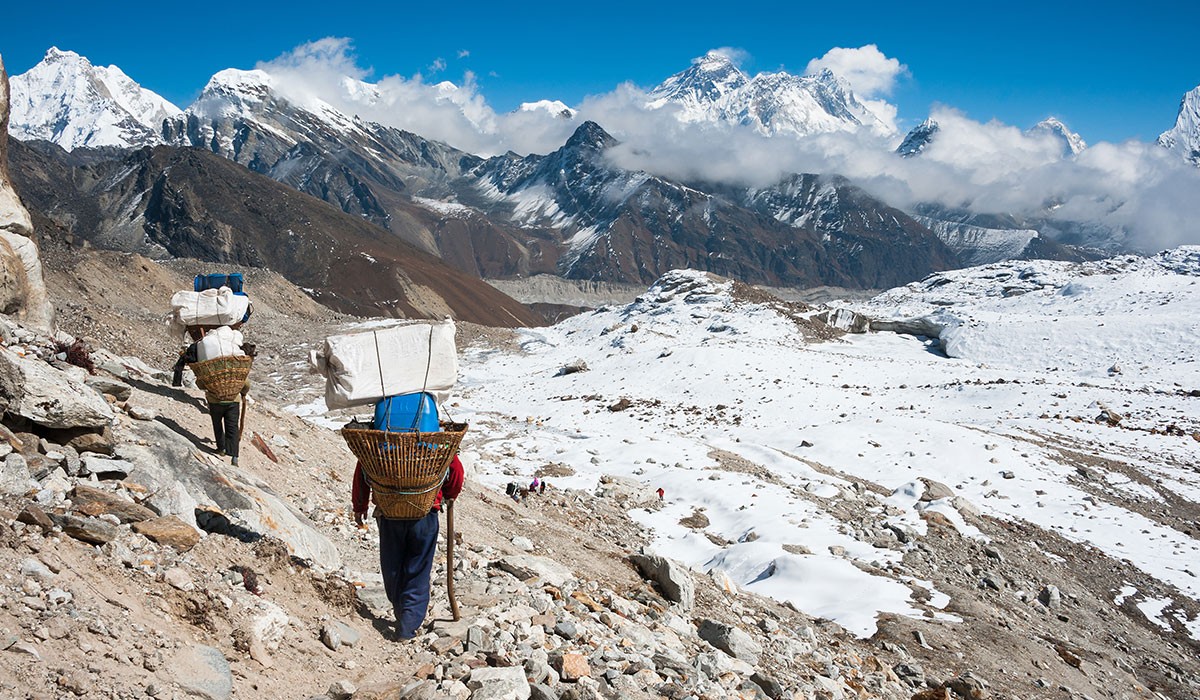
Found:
<box><xmin>656</xmin><ymin>487</ymin><xmax>665</xmax><ymax>500</ymax></box>
<box><xmin>352</xmin><ymin>455</ymin><xmax>464</xmax><ymax>640</ymax></box>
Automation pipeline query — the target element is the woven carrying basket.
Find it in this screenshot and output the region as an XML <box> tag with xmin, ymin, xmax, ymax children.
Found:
<box><xmin>343</xmin><ymin>421</ymin><xmax>468</xmax><ymax>519</ymax></box>
<box><xmin>190</xmin><ymin>355</ymin><xmax>253</xmax><ymax>402</ymax></box>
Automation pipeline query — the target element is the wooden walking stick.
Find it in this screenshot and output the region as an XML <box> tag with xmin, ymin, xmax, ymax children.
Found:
<box><xmin>446</xmin><ymin>498</ymin><xmax>460</xmax><ymax>621</ymax></box>
<box><xmin>238</xmin><ymin>394</ymin><xmax>248</xmax><ymax>444</ymax></box>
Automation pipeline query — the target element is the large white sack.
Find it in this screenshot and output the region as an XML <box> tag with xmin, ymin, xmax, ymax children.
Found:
<box><xmin>171</xmin><ymin>287</ymin><xmax>251</xmax><ymax>327</ymax></box>
<box><xmin>196</xmin><ymin>326</ymin><xmax>245</xmax><ymax>361</ymax></box>
<box><xmin>310</xmin><ymin>320</ymin><xmax>458</xmax><ymax>410</ymax></box>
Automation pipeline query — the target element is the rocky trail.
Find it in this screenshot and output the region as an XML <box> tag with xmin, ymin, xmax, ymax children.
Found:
<box><xmin>0</xmin><ymin>244</ymin><xmax>1196</xmax><ymax>700</ymax></box>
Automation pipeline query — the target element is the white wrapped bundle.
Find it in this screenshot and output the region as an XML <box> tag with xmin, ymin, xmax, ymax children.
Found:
<box><xmin>310</xmin><ymin>320</ymin><xmax>458</xmax><ymax>410</ymax></box>
<box><xmin>170</xmin><ymin>287</ymin><xmax>251</xmax><ymax>327</ymax></box>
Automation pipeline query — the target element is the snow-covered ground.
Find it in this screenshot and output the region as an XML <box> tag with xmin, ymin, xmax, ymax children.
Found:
<box><xmin>295</xmin><ymin>247</ymin><xmax>1200</xmax><ymax>640</ymax></box>
<box><xmin>449</xmin><ymin>249</ymin><xmax>1200</xmax><ymax>638</ymax></box>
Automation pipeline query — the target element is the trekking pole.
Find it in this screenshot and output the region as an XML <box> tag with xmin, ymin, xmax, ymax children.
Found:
<box><xmin>446</xmin><ymin>498</ymin><xmax>460</xmax><ymax>621</ymax></box>
<box><xmin>238</xmin><ymin>394</ymin><xmax>247</xmax><ymax>444</ymax></box>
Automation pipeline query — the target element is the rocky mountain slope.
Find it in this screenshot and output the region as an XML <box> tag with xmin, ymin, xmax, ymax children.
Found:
<box><xmin>7</xmin><ymin>50</ymin><xmax>963</xmax><ymax>291</ymax></box>
<box><xmin>8</xmin><ymin>139</ymin><xmax>541</xmax><ymax>327</ymax></box>
<box><xmin>2</xmin><ymin>241</ymin><xmax>1196</xmax><ymax>700</ymax></box>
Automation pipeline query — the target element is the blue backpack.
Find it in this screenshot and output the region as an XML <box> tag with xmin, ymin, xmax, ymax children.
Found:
<box><xmin>194</xmin><ymin>273</ymin><xmax>244</xmax><ymax>293</ymax></box>
<box><xmin>373</xmin><ymin>392</ymin><xmax>439</xmax><ymax>433</ymax></box>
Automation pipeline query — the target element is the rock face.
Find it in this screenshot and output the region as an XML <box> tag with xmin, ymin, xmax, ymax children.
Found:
<box><xmin>0</xmin><ymin>54</ymin><xmax>52</xmax><ymax>329</ymax></box>
<box><xmin>0</xmin><ymin>346</ymin><xmax>114</xmax><ymax>429</ymax></box>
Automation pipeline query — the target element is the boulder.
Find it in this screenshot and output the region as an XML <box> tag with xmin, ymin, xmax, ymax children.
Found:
<box><xmin>0</xmin><ymin>347</ymin><xmax>113</xmax><ymax>429</ymax></box>
<box><xmin>0</xmin><ymin>58</ymin><xmax>53</xmax><ymax>329</ymax></box>
<box><xmin>466</xmin><ymin>666</ymin><xmax>531</xmax><ymax>700</ymax></box>
<box><xmin>166</xmin><ymin>644</ymin><xmax>232</xmax><ymax>700</ymax></box>
<box><xmin>83</xmin><ymin>375</ymin><xmax>132</xmax><ymax>402</ymax></box>
<box><xmin>118</xmin><ymin>420</ymin><xmax>340</xmax><ymax>570</ymax></box>
<box><xmin>495</xmin><ymin>555</ymin><xmax>574</xmax><ymax>588</ymax></box>
<box><xmin>697</xmin><ymin>619</ymin><xmax>762</xmax><ymax>664</ymax></box>
<box><xmin>53</xmin><ymin>513</ymin><xmax>120</xmax><ymax>545</ymax></box>
<box><xmin>630</xmin><ymin>552</ymin><xmax>695</xmax><ymax>610</ymax></box>
<box><xmin>1</xmin><ymin>451</ymin><xmax>36</xmax><ymax>496</ymax></box>
<box><xmin>70</xmin><ymin>484</ymin><xmax>156</xmax><ymax>523</ymax></box>
<box><xmin>132</xmin><ymin>515</ymin><xmax>202</xmax><ymax>551</ymax></box>
<box><xmin>594</xmin><ymin>475</ymin><xmax>658</xmax><ymax>506</ymax></box>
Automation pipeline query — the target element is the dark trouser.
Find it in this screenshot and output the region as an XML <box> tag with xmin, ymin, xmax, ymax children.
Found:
<box><xmin>208</xmin><ymin>401</ymin><xmax>240</xmax><ymax>457</ymax></box>
<box><xmin>378</xmin><ymin>510</ymin><xmax>439</xmax><ymax>637</ymax></box>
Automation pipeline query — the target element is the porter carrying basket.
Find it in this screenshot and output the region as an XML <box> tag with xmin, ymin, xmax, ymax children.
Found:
<box><xmin>189</xmin><ymin>355</ymin><xmax>253</xmax><ymax>403</ymax></box>
<box><xmin>342</xmin><ymin>421</ymin><xmax>468</xmax><ymax>519</ymax></box>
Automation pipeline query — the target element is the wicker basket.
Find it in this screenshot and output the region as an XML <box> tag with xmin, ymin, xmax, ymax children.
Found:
<box><xmin>343</xmin><ymin>421</ymin><xmax>468</xmax><ymax>519</ymax></box>
<box><xmin>189</xmin><ymin>355</ymin><xmax>253</xmax><ymax>402</ymax></box>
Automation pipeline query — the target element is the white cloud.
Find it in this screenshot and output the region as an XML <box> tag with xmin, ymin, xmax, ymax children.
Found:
<box><xmin>248</xmin><ymin>39</ymin><xmax>1199</xmax><ymax>252</ymax></box>
<box><xmin>457</xmin><ymin>49</ymin><xmax>470</xmax><ymax>59</ymax></box>
<box><xmin>429</xmin><ymin>58</ymin><xmax>447</xmax><ymax>73</ymax></box>
<box><xmin>804</xmin><ymin>45</ymin><xmax>907</xmax><ymax>97</ymax></box>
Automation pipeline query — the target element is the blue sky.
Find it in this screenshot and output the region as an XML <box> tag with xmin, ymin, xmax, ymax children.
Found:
<box><xmin>2</xmin><ymin>0</ymin><xmax>1198</xmax><ymax>144</ymax></box>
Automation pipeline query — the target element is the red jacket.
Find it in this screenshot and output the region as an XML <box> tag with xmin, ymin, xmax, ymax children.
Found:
<box><xmin>352</xmin><ymin>455</ymin><xmax>464</xmax><ymax>515</ymax></box>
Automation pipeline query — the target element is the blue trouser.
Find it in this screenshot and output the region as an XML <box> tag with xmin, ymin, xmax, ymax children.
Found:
<box><xmin>377</xmin><ymin>510</ymin><xmax>439</xmax><ymax>637</ymax></box>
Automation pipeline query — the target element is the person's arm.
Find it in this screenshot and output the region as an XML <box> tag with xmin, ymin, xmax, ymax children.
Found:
<box><xmin>442</xmin><ymin>455</ymin><xmax>465</xmax><ymax>502</ymax></box>
<box><xmin>352</xmin><ymin>461</ymin><xmax>370</xmax><ymax>525</ymax></box>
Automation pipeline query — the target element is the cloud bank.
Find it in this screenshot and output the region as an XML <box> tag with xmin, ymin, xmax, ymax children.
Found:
<box><xmin>252</xmin><ymin>39</ymin><xmax>1200</xmax><ymax>252</ymax></box>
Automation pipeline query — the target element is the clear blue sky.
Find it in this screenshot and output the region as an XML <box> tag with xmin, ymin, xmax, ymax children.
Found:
<box><xmin>2</xmin><ymin>0</ymin><xmax>1197</xmax><ymax>143</ymax></box>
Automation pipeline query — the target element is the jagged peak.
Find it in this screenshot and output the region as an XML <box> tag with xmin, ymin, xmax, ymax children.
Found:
<box><xmin>896</xmin><ymin>119</ymin><xmax>940</xmax><ymax>157</ymax></box>
<box><xmin>1029</xmin><ymin>116</ymin><xmax>1087</xmax><ymax>155</ymax></box>
<box><xmin>563</xmin><ymin>121</ymin><xmax>617</xmax><ymax>151</ymax></box>
<box><xmin>42</xmin><ymin>46</ymin><xmax>85</xmax><ymax>63</ymax></box>
<box><xmin>202</xmin><ymin>68</ymin><xmax>274</xmax><ymax>94</ymax></box>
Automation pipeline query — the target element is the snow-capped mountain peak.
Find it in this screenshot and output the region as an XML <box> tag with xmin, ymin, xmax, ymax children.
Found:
<box><xmin>646</xmin><ymin>51</ymin><xmax>895</xmax><ymax>138</ymax></box>
<box><xmin>8</xmin><ymin>47</ymin><xmax>181</xmax><ymax>150</ymax></box>
<box><xmin>518</xmin><ymin>100</ymin><xmax>576</xmax><ymax>119</ymax></box>
<box><xmin>1158</xmin><ymin>84</ymin><xmax>1200</xmax><ymax>166</ymax></box>
<box><xmin>1029</xmin><ymin>116</ymin><xmax>1087</xmax><ymax>156</ymax></box>
<box><xmin>896</xmin><ymin>118</ymin><xmax>939</xmax><ymax>157</ymax></box>
<box><xmin>646</xmin><ymin>51</ymin><xmax>750</xmax><ymax>111</ymax></box>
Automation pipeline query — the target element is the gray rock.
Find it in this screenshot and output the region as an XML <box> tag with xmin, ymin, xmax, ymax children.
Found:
<box><xmin>127</xmin><ymin>405</ymin><xmax>158</xmax><ymax>421</ymax></box>
<box><xmin>168</xmin><ymin>644</ymin><xmax>232</xmax><ymax>700</ymax></box>
<box><xmin>553</xmin><ymin>620</ymin><xmax>578</xmax><ymax>640</ymax></box>
<box><xmin>320</xmin><ymin>623</ymin><xmax>343</xmax><ymax>651</ymax></box>
<box><xmin>495</xmin><ymin>555</ymin><xmax>574</xmax><ymax>588</ymax></box>
<box><xmin>84</xmin><ymin>375</ymin><xmax>132</xmax><ymax>402</ymax></box>
<box><xmin>629</xmin><ymin>552</ymin><xmax>694</xmax><ymax>610</ymax></box>
<box><xmin>0</xmin><ymin>349</ymin><xmax>113</xmax><ymax>429</ymax></box>
<box><xmin>919</xmin><ymin>478</ymin><xmax>955</xmax><ymax>501</ymax></box>
<box><xmin>355</xmin><ymin>586</ymin><xmax>390</xmax><ymax>617</ymax></box>
<box><xmin>1</xmin><ymin>452</ymin><xmax>37</xmax><ymax>496</ymax></box>
<box><xmin>750</xmin><ymin>671</ymin><xmax>786</xmax><ymax>699</ymax></box>
<box><xmin>326</xmin><ymin>679</ymin><xmax>355</xmax><ymax>700</ymax></box>
<box><xmin>79</xmin><ymin>455</ymin><xmax>132</xmax><ymax>480</ymax></box>
<box><xmin>466</xmin><ymin>666</ymin><xmax>531</xmax><ymax>700</ymax></box>
<box><xmin>1038</xmin><ymin>585</ymin><xmax>1062</xmax><ymax>609</ymax></box>
<box><xmin>529</xmin><ymin>683</ymin><xmax>559</xmax><ymax>700</ymax></box>
<box><xmin>53</xmin><ymin>513</ymin><xmax>120</xmax><ymax>545</ymax></box>
<box><xmin>118</xmin><ymin>420</ymin><xmax>340</xmax><ymax>570</ymax></box>
<box><xmin>330</xmin><ymin>621</ymin><xmax>360</xmax><ymax>648</ymax></box>
<box><xmin>594</xmin><ymin>475</ymin><xmax>657</xmax><ymax>507</ymax></box>
<box><xmin>696</xmin><ymin>619</ymin><xmax>761</xmax><ymax>664</ymax></box>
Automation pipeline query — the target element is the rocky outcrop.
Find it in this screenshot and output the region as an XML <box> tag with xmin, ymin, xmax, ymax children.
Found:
<box><xmin>0</xmin><ymin>54</ymin><xmax>52</xmax><ymax>329</ymax></box>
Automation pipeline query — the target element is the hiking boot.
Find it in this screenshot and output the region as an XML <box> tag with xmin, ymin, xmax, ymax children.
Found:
<box><xmin>230</xmin><ymin>457</ymin><xmax>239</xmax><ymax>466</ymax></box>
<box><xmin>216</xmin><ymin>449</ymin><xmax>226</xmax><ymax>457</ymax></box>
